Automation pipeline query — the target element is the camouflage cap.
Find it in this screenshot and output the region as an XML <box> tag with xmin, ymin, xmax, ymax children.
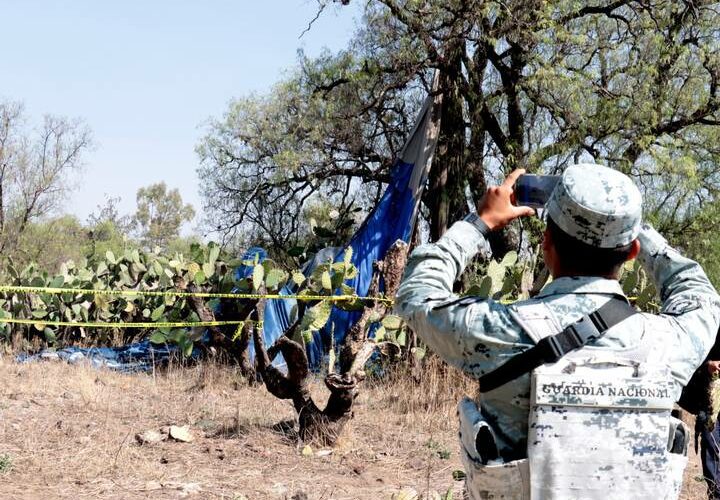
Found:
<box><xmin>546</xmin><ymin>163</ymin><xmax>642</xmax><ymax>248</ymax></box>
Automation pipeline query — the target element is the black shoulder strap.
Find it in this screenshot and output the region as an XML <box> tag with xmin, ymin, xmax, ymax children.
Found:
<box><xmin>478</xmin><ymin>298</ymin><xmax>637</xmax><ymax>393</ymax></box>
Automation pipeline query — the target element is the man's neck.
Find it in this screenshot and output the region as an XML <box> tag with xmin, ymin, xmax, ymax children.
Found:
<box><xmin>552</xmin><ymin>270</ymin><xmax>620</xmax><ymax>280</ymax></box>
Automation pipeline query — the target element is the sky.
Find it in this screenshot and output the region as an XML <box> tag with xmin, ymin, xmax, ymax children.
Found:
<box><xmin>1</xmin><ymin>0</ymin><xmax>362</xmax><ymax>234</ymax></box>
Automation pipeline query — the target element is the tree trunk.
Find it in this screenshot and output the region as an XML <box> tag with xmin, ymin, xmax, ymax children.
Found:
<box><xmin>253</xmin><ymin>241</ymin><xmax>409</xmax><ymax>445</ymax></box>
<box><xmin>235</xmin><ymin>321</ymin><xmax>255</xmax><ymax>382</ymax></box>
<box><xmin>426</xmin><ymin>49</ymin><xmax>468</xmax><ymax>241</ymax></box>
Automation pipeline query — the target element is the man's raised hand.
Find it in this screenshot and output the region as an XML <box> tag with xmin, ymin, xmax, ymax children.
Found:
<box><xmin>477</xmin><ymin>169</ymin><xmax>535</xmax><ymax>231</ymax></box>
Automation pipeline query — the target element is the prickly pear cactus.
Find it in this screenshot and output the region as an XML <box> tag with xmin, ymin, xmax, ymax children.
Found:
<box><xmin>0</xmin><ymin>243</ymin><xmax>399</xmax><ymax>362</ymax></box>
<box><xmin>0</xmin><ymin>242</ymin><xmax>237</xmax><ymax>353</ymax></box>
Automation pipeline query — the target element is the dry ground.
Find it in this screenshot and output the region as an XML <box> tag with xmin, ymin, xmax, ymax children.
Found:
<box><xmin>0</xmin><ymin>355</ymin><xmax>709</xmax><ymax>499</ymax></box>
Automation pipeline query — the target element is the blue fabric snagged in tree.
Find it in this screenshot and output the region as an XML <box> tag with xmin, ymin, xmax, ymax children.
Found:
<box><xmin>257</xmin><ymin>89</ymin><xmax>440</xmax><ymax>368</ymax></box>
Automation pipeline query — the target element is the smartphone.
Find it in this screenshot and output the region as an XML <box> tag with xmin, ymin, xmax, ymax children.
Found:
<box><xmin>514</xmin><ymin>174</ymin><xmax>561</xmax><ymax>209</ymax></box>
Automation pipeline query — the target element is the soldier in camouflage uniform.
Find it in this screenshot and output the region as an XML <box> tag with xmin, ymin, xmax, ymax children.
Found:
<box><xmin>395</xmin><ymin>164</ymin><xmax>720</xmax><ymax>499</ymax></box>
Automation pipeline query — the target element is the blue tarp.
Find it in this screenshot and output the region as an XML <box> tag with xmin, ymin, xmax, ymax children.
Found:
<box><xmin>16</xmin><ymin>340</ymin><xmax>200</xmax><ymax>372</ymax></box>
<box><xmin>306</xmin><ymin>160</ymin><xmax>427</xmax><ymax>365</ymax></box>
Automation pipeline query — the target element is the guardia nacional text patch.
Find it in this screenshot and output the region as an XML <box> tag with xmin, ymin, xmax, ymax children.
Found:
<box><xmin>532</xmin><ymin>372</ymin><xmax>674</xmax><ymax>410</ymax></box>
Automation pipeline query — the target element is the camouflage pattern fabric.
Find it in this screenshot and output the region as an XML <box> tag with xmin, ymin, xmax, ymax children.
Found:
<box><xmin>458</xmin><ymin>397</ymin><xmax>530</xmax><ymax>499</ymax></box>
<box><xmin>522</xmin><ymin>310</ymin><xmax>686</xmax><ymax>499</ymax></box>
<box><xmin>546</xmin><ymin>163</ymin><xmax>642</xmax><ymax>248</ymax></box>
<box><xmin>395</xmin><ymin>215</ymin><xmax>720</xmax><ymax>497</ymax></box>
<box><xmin>457</xmin><ymin>294</ymin><xmax>689</xmax><ymax>499</ymax></box>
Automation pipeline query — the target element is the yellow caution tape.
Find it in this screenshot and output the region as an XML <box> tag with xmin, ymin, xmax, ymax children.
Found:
<box><xmin>0</xmin><ymin>284</ymin><xmax>391</xmax><ymax>331</ymax></box>
<box><xmin>0</xmin><ymin>285</ymin><xmax>394</xmax><ymax>304</ymax></box>
<box><xmin>0</xmin><ymin>286</ymin><xmax>650</xmax><ymax>332</ymax></box>
<box><xmin>0</xmin><ymin>317</ymin><xmax>263</xmax><ymax>329</ymax></box>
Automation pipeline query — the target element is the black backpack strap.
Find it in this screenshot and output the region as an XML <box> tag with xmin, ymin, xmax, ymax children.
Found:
<box><xmin>478</xmin><ymin>298</ymin><xmax>637</xmax><ymax>393</ymax></box>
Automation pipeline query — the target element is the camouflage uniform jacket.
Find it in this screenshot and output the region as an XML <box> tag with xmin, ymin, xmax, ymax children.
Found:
<box><xmin>395</xmin><ymin>221</ymin><xmax>720</xmax><ymax>458</ymax></box>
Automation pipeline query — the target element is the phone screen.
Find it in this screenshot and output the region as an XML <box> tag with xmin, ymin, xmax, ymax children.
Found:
<box><xmin>514</xmin><ymin>174</ymin><xmax>561</xmax><ymax>208</ymax></box>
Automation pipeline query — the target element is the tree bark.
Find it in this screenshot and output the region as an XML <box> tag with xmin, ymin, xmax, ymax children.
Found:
<box><xmin>235</xmin><ymin>321</ymin><xmax>255</xmax><ymax>382</ymax></box>
<box><xmin>426</xmin><ymin>47</ymin><xmax>468</xmax><ymax>241</ymax></box>
<box><xmin>253</xmin><ymin>240</ymin><xmax>409</xmax><ymax>445</ymax></box>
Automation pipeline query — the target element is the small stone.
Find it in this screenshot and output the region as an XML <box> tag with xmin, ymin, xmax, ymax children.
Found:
<box><xmin>178</xmin><ymin>482</ymin><xmax>201</xmax><ymax>497</ymax></box>
<box><xmin>168</xmin><ymin>425</ymin><xmax>193</xmax><ymax>442</ymax></box>
<box><xmin>135</xmin><ymin>430</ymin><xmax>167</xmax><ymax>445</ymax></box>
<box><xmin>392</xmin><ymin>488</ymin><xmax>419</xmax><ymax>500</ymax></box>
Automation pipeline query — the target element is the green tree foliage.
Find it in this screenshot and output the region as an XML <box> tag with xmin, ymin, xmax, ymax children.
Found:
<box><xmin>84</xmin><ymin>195</ymin><xmax>138</xmax><ymax>263</ymax></box>
<box><xmin>87</xmin><ymin>195</ymin><xmax>133</xmax><ymax>237</ymax></box>
<box><xmin>196</xmin><ymin>61</ymin><xmax>405</xmax><ymax>255</ymax></box>
<box><xmin>0</xmin><ymin>188</ymin><xmax>200</xmax><ymax>280</ymax></box>
<box><xmin>673</xmin><ymin>198</ymin><xmax>720</xmax><ymax>286</ymax></box>
<box><xmin>0</xmin><ymin>100</ymin><xmax>92</xmax><ymax>256</ymax></box>
<box><xmin>14</xmin><ymin>215</ymin><xmax>89</xmax><ymax>273</ymax></box>
<box><xmin>133</xmin><ymin>182</ymin><xmax>196</xmax><ymax>249</ymax></box>
<box><xmin>86</xmin><ymin>220</ymin><xmax>135</xmax><ymax>264</ymax></box>
<box><xmin>197</xmin><ymin>0</ymin><xmax>720</xmax><ymax>258</ymax></box>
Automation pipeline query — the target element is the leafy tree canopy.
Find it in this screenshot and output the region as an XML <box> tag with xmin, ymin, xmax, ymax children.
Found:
<box><xmin>133</xmin><ymin>182</ymin><xmax>196</xmax><ymax>249</ymax></box>
<box><xmin>198</xmin><ymin>0</ymin><xmax>720</xmax><ymax>262</ymax></box>
<box><xmin>0</xmin><ymin>100</ymin><xmax>92</xmax><ymax>255</ymax></box>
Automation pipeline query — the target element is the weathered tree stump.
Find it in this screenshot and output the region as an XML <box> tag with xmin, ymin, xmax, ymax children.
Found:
<box><xmin>253</xmin><ymin>240</ymin><xmax>409</xmax><ymax>445</ymax></box>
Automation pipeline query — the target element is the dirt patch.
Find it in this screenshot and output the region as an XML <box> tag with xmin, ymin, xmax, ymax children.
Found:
<box><xmin>0</xmin><ymin>355</ymin><xmax>710</xmax><ymax>499</ymax></box>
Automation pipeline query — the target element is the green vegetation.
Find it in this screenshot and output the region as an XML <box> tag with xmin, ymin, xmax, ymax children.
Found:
<box><xmin>198</xmin><ymin>0</ymin><xmax>720</xmax><ymax>262</ymax></box>
<box><xmin>134</xmin><ymin>182</ymin><xmax>196</xmax><ymax>249</ymax></box>
<box><xmin>0</xmin><ymin>454</ymin><xmax>12</xmax><ymax>474</ymax></box>
<box><xmin>0</xmin><ymin>240</ymin><xmax>413</xmax><ymax>366</ymax></box>
<box><xmin>0</xmin><ymin>242</ymin><xmax>232</xmax><ymax>351</ymax></box>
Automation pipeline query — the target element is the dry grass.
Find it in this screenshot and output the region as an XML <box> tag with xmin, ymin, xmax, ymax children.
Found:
<box><xmin>0</xmin><ymin>354</ymin><xmax>710</xmax><ymax>499</ymax></box>
<box><xmin>0</xmin><ymin>355</ymin><xmax>472</xmax><ymax>499</ymax></box>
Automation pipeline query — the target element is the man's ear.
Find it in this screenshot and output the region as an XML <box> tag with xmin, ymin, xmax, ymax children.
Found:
<box><xmin>627</xmin><ymin>239</ymin><xmax>641</xmax><ymax>261</ymax></box>
<box><xmin>542</xmin><ymin>228</ymin><xmax>557</xmax><ymax>276</ymax></box>
<box><xmin>542</xmin><ymin>227</ymin><xmax>552</xmax><ymax>252</ymax></box>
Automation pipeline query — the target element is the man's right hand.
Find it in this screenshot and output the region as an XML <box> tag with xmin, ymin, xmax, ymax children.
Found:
<box><xmin>477</xmin><ymin>169</ymin><xmax>535</xmax><ymax>231</ymax></box>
